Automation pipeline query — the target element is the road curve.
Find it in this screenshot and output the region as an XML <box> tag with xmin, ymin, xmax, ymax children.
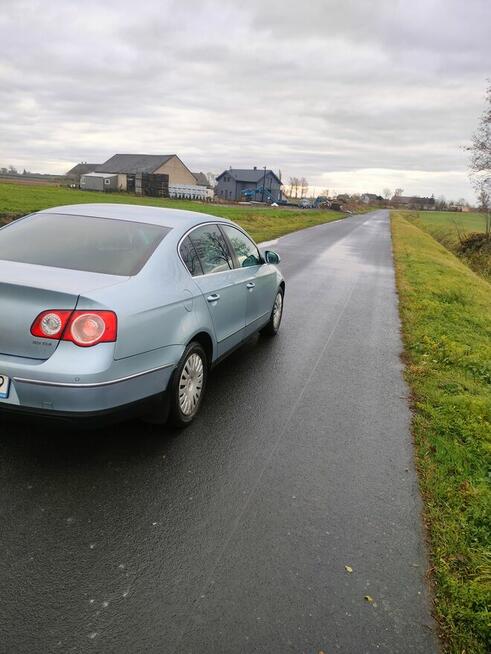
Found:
<box><xmin>0</xmin><ymin>210</ymin><xmax>437</xmax><ymax>653</ymax></box>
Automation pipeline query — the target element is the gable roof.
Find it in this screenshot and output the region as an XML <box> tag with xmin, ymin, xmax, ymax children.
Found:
<box><xmin>66</xmin><ymin>163</ymin><xmax>100</xmax><ymax>176</ymax></box>
<box><xmin>216</xmin><ymin>168</ymin><xmax>282</xmax><ymax>185</ymax></box>
<box><xmin>96</xmin><ymin>154</ymin><xmax>176</xmax><ymax>174</ymax></box>
<box><xmin>393</xmin><ymin>195</ymin><xmax>435</xmax><ymax>204</ymax></box>
<box><xmin>192</xmin><ymin>172</ymin><xmax>209</xmax><ymax>186</ymax></box>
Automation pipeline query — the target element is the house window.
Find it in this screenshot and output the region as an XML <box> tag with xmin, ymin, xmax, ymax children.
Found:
<box><xmin>104</xmin><ymin>178</ymin><xmax>110</xmax><ymax>185</ymax></box>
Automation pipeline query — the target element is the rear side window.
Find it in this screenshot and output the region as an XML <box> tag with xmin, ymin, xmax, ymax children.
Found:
<box><xmin>0</xmin><ymin>213</ymin><xmax>170</xmax><ymax>276</ymax></box>
<box><xmin>179</xmin><ymin>236</ymin><xmax>203</xmax><ymax>276</ymax></box>
<box><xmin>188</xmin><ymin>224</ymin><xmax>233</xmax><ymax>275</ymax></box>
<box><xmin>221</xmin><ymin>225</ymin><xmax>261</xmax><ymax>267</ymax></box>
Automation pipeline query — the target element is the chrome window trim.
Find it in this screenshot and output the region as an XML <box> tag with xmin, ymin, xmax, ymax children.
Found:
<box><xmin>179</xmin><ymin>234</ymin><xmax>204</xmax><ymax>276</ymax></box>
<box><xmin>180</xmin><ymin>222</ymin><xmax>234</xmax><ymax>277</ymax></box>
<box><xmin>13</xmin><ymin>362</ymin><xmax>175</xmax><ymax>388</ymax></box>
<box><xmin>220</xmin><ymin>223</ymin><xmax>262</xmax><ymax>267</ymax></box>
<box><xmin>177</xmin><ymin>221</ymin><xmax>263</xmax><ymax>278</ymax></box>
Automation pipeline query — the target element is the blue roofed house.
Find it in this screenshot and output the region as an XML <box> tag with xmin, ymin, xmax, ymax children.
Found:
<box><xmin>215</xmin><ymin>167</ymin><xmax>282</xmax><ymax>202</ymax></box>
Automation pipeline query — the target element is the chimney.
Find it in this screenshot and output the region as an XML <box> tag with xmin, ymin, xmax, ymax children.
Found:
<box><xmin>253</xmin><ymin>166</ymin><xmax>257</xmax><ymax>170</ymax></box>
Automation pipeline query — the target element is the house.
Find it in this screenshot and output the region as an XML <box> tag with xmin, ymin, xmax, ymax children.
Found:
<box><xmin>192</xmin><ymin>172</ymin><xmax>210</xmax><ymax>187</ymax></box>
<box><xmin>392</xmin><ymin>195</ymin><xmax>435</xmax><ymax>210</ymax></box>
<box><xmin>215</xmin><ymin>167</ymin><xmax>282</xmax><ymax>202</ymax></box>
<box><xmin>65</xmin><ymin>162</ymin><xmax>100</xmax><ymax>184</ymax></box>
<box><xmin>80</xmin><ymin>172</ymin><xmax>118</xmax><ymax>192</ymax></box>
<box><xmin>361</xmin><ymin>193</ymin><xmax>382</xmax><ymax>204</ymax></box>
<box><xmin>95</xmin><ymin>154</ymin><xmax>197</xmax><ymax>192</ymax></box>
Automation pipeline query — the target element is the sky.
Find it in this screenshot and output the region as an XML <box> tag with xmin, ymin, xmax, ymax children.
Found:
<box><xmin>1</xmin><ymin>0</ymin><xmax>490</xmax><ymax>201</ymax></box>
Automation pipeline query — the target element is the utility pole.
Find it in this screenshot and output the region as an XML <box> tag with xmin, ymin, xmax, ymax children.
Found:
<box><xmin>262</xmin><ymin>166</ymin><xmax>267</xmax><ymax>202</ymax></box>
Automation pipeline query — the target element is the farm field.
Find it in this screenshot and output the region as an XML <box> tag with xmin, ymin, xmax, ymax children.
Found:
<box><xmin>406</xmin><ymin>210</ymin><xmax>487</xmax><ymax>236</ymax></box>
<box><xmin>392</xmin><ymin>213</ymin><xmax>491</xmax><ymax>654</ymax></box>
<box><xmin>0</xmin><ymin>181</ymin><xmax>345</xmax><ymax>243</ymax></box>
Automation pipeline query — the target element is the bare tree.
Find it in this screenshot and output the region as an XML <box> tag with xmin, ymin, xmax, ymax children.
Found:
<box><xmin>477</xmin><ymin>186</ymin><xmax>490</xmax><ymax>236</ymax></box>
<box><xmin>321</xmin><ymin>188</ymin><xmax>330</xmax><ymax>197</ymax></box>
<box><xmin>300</xmin><ymin>177</ymin><xmax>308</xmax><ymax>197</ymax></box>
<box><xmin>477</xmin><ymin>186</ymin><xmax>490</xmax><ymax>208</ymax></box>
<box><xmin>206</xmin><ymin>172</ymin><xmax>217</xmax><ymax>187</ymax></box>
<box><xmin>394</xmin><ymin>188</ymin><xmax>404</xmax><ymax>197</ymax></box>
<box><xmin>468</xmin><ymin>82</ymin><xmax>491</xmax><ymax>180</ymax></box>
<box><xmin>467</xmin><ymin>81</ymin><xmax>491</xmax><ymax>237</ymax></box>
<box><xmin>383</xmin><ymin>188</ymin><xmax>391</xmax><ymax>200</ymax></box>
<box><xmin>436</xmin><ymin>195</ymin><xmax>447</xmax><ymax>210</ymax></box>
<box><xmin>288</xmin><ymin>177</ymin><xmax>295</xmax><ymax>198</ymax></box>
<box><xmin>292</xmin><ymin>177</ymin><xmax>301</xmax><ymax>198</ymax></box>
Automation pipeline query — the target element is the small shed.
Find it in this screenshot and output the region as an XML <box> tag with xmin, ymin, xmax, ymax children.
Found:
<box><xmin>80</xmin><ymin>172</ymin><xmax>118</xmax><ymax>192</ymax></box>
<box><xmin>65</xmin><ymin>162</ymin><xmax>100</xmax><ymax>184</ymax></box>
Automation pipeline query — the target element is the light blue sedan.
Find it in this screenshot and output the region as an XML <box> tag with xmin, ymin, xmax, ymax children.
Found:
<box><xmin>0</xmin><ymin>204</ymin><xmax>284</xmax><ymax>426</ymax></box>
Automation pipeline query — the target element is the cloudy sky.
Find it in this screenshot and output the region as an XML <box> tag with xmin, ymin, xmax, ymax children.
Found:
<box><xmin>1</xmin><ymin>0</ymin><xmax>489</xmax><ymax>200</ymax></box>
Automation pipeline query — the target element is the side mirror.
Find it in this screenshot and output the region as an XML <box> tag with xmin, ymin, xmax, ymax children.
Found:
<box><xmin>265</xmin><ymin>250</ymin><xmax>281</xmax><ymax>264</ymax></box>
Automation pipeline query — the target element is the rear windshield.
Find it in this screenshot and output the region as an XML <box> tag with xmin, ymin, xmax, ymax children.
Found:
<box><xmin>0</xmin><ymin>213</ymin><xmax>171</xmax><ymax>276</ymax></box>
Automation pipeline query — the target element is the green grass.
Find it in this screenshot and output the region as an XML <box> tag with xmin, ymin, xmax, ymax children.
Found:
<box><xmin>0</xmin><ymin>182</ymin><xmax>344</xmax><ymax>242</ymax></box>
<box><xmin>401</xmin><ymin>210</ymin><xmax>491</xmax><ymax>281</ymax></box>
<box><xmin>391</xmin><ymin>212</ymin><xmax>491</xmax><ymax>653</ymax></box>
<box><xmin>407</xmin><ymin>210</ymin><xmax>488</xmax><ymax>238</ymax></box>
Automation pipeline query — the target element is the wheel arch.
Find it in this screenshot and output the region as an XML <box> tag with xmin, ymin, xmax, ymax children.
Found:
<box><xmin>188</xmin><ymin>330</ymin><xmax>214</xmax><ymax>368</ymax></box>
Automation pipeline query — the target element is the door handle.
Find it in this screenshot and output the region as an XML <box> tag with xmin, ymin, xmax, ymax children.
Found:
<box><xmin>207</xmin><ymin>293</ymin><xmax>220</xmax><ymax>302</ymax></box>
<box><xmin>246</xmin><ymin>282</ymin><xmax>256</xmax><ymax>289</ymax></box>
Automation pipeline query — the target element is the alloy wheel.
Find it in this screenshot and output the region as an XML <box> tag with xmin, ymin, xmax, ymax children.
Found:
<box><xmin>273</xmin><ymin>292</ymin><xmax>283</xmax><ymax>330</ymax></box>
<box><xmin>178</xmin><ymin>352</ymin><xmax>204</xmax><ymax>416</ymax></box>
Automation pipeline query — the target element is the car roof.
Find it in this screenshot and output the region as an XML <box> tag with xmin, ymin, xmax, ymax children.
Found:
<box><xmin>36</xmin><ymin>203</ymin><xmax>235</xmax><ymax>230</ymax></box>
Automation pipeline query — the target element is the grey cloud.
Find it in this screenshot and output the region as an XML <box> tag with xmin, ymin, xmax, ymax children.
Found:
<box><xmin>0</xmin><ymin>0</ymin><xmax>489</xmax><ymax>199</ymax></box>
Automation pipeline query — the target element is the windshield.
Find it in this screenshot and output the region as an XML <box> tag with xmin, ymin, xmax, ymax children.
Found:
<box><xmin>0</xmin><ymin>213</ymin><xmax>171</xmax><ymax>276</ymax></box>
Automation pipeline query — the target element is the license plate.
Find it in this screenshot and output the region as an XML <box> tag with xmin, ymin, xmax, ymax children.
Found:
<box><xmin>0</xmin><ymin>374</ymin><xmax>10</xmax><ymax>399</ymax></box>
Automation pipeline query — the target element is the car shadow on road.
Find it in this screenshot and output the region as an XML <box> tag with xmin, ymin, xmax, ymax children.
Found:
<box><xmin>0</xmin><ymin>333</ymin><xmax>280</xmax><ymax>472</ymax></box>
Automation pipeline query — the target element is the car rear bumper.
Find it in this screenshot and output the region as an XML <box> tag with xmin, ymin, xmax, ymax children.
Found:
<box><xmin>0</xmin><ymin>343</ymin><xmax>180</xmax><ymax>424</ymax></box>
<box><xmin>0</xmin><ymin>365</ymin><xmax>175</xmax><ymax>421</ymax></box>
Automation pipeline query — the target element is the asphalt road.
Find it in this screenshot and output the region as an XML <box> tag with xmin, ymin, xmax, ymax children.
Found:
<box><xmin>0</xmin><ymin>210</ymin><xmax>437</xmax><ymax>653</ymax></box>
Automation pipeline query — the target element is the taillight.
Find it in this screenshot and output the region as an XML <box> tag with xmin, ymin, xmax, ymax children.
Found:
<box><xmin>31</xmin><ymin>310</ymin><xmax>73</xmax><ymax>339</ymax></box>
<box><xmin>31</xmin><ymin>310</ymin><xmax>117</xmax><ymax>347</ymax></box>
<box><xmin>66</xmin><ymin>311</ymin><xmax>117</xmax><ymax>347</ymax></box>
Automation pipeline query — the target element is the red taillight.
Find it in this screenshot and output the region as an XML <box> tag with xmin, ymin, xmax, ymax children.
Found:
<box><xmin>31</xmin><ymin>310</ymin><xmax>117</xmax><ymax>347</ymax></box>
<box><xmin>66</xmin><ymin>311</ymin><xmax>117</xmax><ymax>347</ymax></box>
<box><xmin>31</xmin><ymin>310</ymin><xmax>73</xmax><ymax>339</ymax></box>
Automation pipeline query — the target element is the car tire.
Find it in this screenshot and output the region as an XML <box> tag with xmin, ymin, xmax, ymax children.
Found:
<box><xmin>260</xmin><ymin>287</ymin><xmax>284</xmax><ymax>337</ymax></box>
<box><xmin>168</xmin><ymin>341</ymin><xmax>208</xmax><ymax>428</ymax></box>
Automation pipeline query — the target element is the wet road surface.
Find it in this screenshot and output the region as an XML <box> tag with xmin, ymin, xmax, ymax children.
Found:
<box><xmin>0</xmin><ymin>210</ymin><xmax>437</xmax><ymax>653</ymax></box>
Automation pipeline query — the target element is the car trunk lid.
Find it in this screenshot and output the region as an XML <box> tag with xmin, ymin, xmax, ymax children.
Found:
<box><xmin>0</xmin><ymin>261</ymin><xmax>126</xmax><ymax>360</ymax></box>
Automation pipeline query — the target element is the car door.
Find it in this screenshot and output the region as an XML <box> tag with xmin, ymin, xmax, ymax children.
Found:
<box><xmin>220</xmin><ymin>224</ymin><xmax>278</xmax><ymax>337</ymax></box>
<box><xmin>185</xmin><ymin>224</ymin><xmax>247</xmax><ymax>357</ymax></box>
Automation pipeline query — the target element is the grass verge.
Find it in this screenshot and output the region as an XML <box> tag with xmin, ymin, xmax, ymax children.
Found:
<box><xmin>401</xmin><ymin>210</ymin><xmax>491</xmax><ymax>282</ymax></box>
<box><xmin>0</xmin><ymin>182</ymin><xmax>345</xmax><ymax>242</ymax></box>
<box><xmin>391</xmin><ymin>212</ymin><xmax>491</xmax><ymax>653</ymax></box>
